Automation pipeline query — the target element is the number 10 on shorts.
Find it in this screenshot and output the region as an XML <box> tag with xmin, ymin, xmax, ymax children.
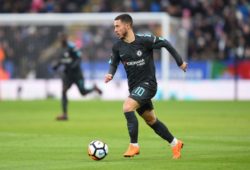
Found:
<box><xmin>133</xmin><ymin>87</ymin><xmax>145</xmax><ymax>96</ymax></box>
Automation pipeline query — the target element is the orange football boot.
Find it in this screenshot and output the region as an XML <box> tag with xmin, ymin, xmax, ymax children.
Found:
<box><xmin>172</xmin><ymin>140</ymin><xmax>184</xmax><ymax>159</ymax></box>
<box><xmin>123</xmin><ymin>144</ymin><xmax>140</xmax><ymax>157</ymax></box>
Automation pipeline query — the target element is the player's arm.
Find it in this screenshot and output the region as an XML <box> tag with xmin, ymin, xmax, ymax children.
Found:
<box><xmin>52</xmin><ymin>57</ymin><xmax>63</xmax><ymax>71</ymax></box>
<box><xmin>105</xmin><ymin>57</ymin><xmax>118</xmax><ymax>83</ymax></box>
<box><xmin>52</xmin><ymin>61</ymin><xmax>60</xmax><ymax>71</ymax></box>
<box><xmin>105</xmin><ymin>46</ymin><xmax>120</xmax><ymax>83</ymax></box>
<box><xmin>152</xmin><ymin>36</ymin><xmax>187</xmax><ymax>72</ymax></box>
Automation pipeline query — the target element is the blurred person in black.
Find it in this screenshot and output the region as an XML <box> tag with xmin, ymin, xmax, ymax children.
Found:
<box><xmin>105</xmin><ymin>14</ymin><xmax>187</xmax><ymax>159</ymax></box>
<box><xmin>53</xmin><ymin>33</ymin><xmax>102</xmax><ymax>120</ymax></box>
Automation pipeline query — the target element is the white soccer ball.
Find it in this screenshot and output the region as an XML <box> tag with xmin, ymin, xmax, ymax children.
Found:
<box><xmin>88</xmin><ymin>140</ymin><xmax>108</xmax><ymax>160</ymax></box>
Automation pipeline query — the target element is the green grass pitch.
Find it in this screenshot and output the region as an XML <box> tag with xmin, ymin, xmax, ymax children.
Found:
<box><xmin>0</xmin><ymin>100</ymin><xmax>249</xmax><ymax>170</ymax></box>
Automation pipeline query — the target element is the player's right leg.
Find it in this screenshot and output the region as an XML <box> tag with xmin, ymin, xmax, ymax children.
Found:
<box><xmin>123</xmin><ymin>84</ymin><xmax>157</xmax><ymax>157</ymax></box>
<box><xmin>123</xmin><ymin>97</ymin><xmax>140</xmax><ymax>157</ymax></box>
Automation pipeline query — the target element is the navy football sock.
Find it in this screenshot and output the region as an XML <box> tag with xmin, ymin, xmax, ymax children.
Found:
<box><xmin>149</xmin><ymin>119</ymin><xmax>174</xmax><ymax>143</ymax></box>
<box><xmin>124</xmin><ymin>111</ymin><xmax>138</xmax><ymax>143</ymax></box>
<box><xmin>62</xmin><ymin>92</ymin><xmax>68</xmax><ymax>116</ymax></box>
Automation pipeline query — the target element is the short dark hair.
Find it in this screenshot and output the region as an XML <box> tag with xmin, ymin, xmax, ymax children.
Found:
<box><xmin>114</xmin><ymin>14</ymin><xmax>133</xmax><ymax>27</ymax></box>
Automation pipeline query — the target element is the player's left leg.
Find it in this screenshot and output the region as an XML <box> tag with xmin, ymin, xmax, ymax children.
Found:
<box><xmin>75</xmin><ymin>78</ymin><xmax>102</xmax><ymax>96</ymax></box>
<box><xmin>57</xmin><ymin>76</ymin><xmax>73</xmax><ymax>120</ymax></box>
<box><xmin>138</xmin><ymin>104</ymin><xmax>184</xmax><ymax>159</ymax></box>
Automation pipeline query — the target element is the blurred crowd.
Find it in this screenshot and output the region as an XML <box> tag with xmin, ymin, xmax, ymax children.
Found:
<box><xmin>0</xmin><ymin>0</ymin><xmax>250</xmax><ymax>79</ymax></box>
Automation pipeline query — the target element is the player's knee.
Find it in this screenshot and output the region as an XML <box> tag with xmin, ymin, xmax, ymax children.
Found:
<box><xmin>80</xmin><ymin>89</ymin><xmax>87</xmax><ymax>96</ymax></box>
<box><xmin>123</xmin><ymin>104</ymin><xmax>134</xmax><ymax>112</ymax></box>
<box><xmin>123</xmin><ymin>98</ymin><xmax>139</xmax><ymax>112</ymax></box>
<box><xmin>144</xmin><ymin>114</ymin><xmax>157</xmax><ymax>125</ymax></box>
<box><xmin>62</xmin><ymin>88</ymin><xmax>67</xmax><ymax>94</ymax></box>
<box><xmin>146</xmin><ymin>118</ymin><xmax>157</xmax><ymax>125</ymax></box>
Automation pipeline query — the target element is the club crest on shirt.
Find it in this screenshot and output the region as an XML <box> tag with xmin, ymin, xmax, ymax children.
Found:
<box><xmin>136</xmin><ymin>50</ymin><xmax>142</xmax><ymax>57</ymax></box>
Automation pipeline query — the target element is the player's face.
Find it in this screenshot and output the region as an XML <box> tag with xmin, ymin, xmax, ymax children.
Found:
<box><xmin>114</xmin><ymin>20</ymin><xmax>129</xmax><ymax>39</ymax></box>
<box><xmin>60</xmin><ymin>34</ymin><xmax>67</xmax><ymax>47</ymax></box>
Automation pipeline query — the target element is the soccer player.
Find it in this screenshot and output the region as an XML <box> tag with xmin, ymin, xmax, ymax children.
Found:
<box><xmin>53</xmin><ymin>33</ymin><xmax>102</xmax><ymax>121</ymax></box>
<box><xmin>104</xmin><ymin>14</ymin><xmax>187</xmax><ymax>159</ymax></box>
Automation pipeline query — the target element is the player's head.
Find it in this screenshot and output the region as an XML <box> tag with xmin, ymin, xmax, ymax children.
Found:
<box><xmin>58</xmin><ymin>32</ymin><xmax>68</xmax><ymax>47</ymax></box>
<box><xmin>114</xmin><ymin>14</ymin><xmax>133</xmax><ymax>39</ymax></box>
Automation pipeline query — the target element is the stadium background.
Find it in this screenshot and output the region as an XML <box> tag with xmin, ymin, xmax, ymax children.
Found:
<box><xmin>1</xmin><ymin>0</ymin><xmax>250</xmax><ymax>101</ymax></box>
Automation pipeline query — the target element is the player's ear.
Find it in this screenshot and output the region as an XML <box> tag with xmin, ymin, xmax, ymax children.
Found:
<box><xmin>125</xmin><ymin>23</ymin><xmax>130</xmax><ymax>29</ymax></box>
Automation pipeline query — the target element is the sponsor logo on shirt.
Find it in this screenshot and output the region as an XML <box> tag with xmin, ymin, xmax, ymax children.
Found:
<box><xmin>126</xmin><ymin>59</ymin><xmax>145</xmax><ymax>66</ymax></box>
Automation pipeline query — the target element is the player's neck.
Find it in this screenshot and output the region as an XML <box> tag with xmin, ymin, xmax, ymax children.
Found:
<box><xmin>124</xmin><ymin>30</ymin><xmax>135</xmax><ymax>43</ymax></box>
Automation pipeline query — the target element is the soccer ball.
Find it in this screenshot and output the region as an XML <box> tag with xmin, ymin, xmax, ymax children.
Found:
<box><xmin>88</xmin><ymin>140</ymin><xmax>108</xmax><ymax>160</ymax></box>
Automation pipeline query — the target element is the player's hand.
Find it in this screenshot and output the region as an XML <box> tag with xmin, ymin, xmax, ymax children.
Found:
<box><xmin>180</xmin><ymin>62</ymin><xmax>188</xmax><ymax>72</ymax></box>
<box><xmin>52</xmin><ymin>64</ymin><xmax>58</xmax><ymax>71</ymax></box>
<box><xmin>51</xmin><ymin>61</ymin><xmax>60</xmax><ymax>71</ymax></box>
<box><xmin>104</xmin><ymin>74</ymin><xmax>113</xmax><ymax>83</ymax></box>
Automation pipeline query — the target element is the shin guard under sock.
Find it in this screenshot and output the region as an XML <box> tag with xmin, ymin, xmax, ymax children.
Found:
<box><xmin>149</xmin><ymin>119</ymin><xmax>174</xmax><ymax>143</ymax></box>
<box><xmin>124</xmin><ymin>111</ymin><xmax>138</xmax><ymax>143</ymax></box>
